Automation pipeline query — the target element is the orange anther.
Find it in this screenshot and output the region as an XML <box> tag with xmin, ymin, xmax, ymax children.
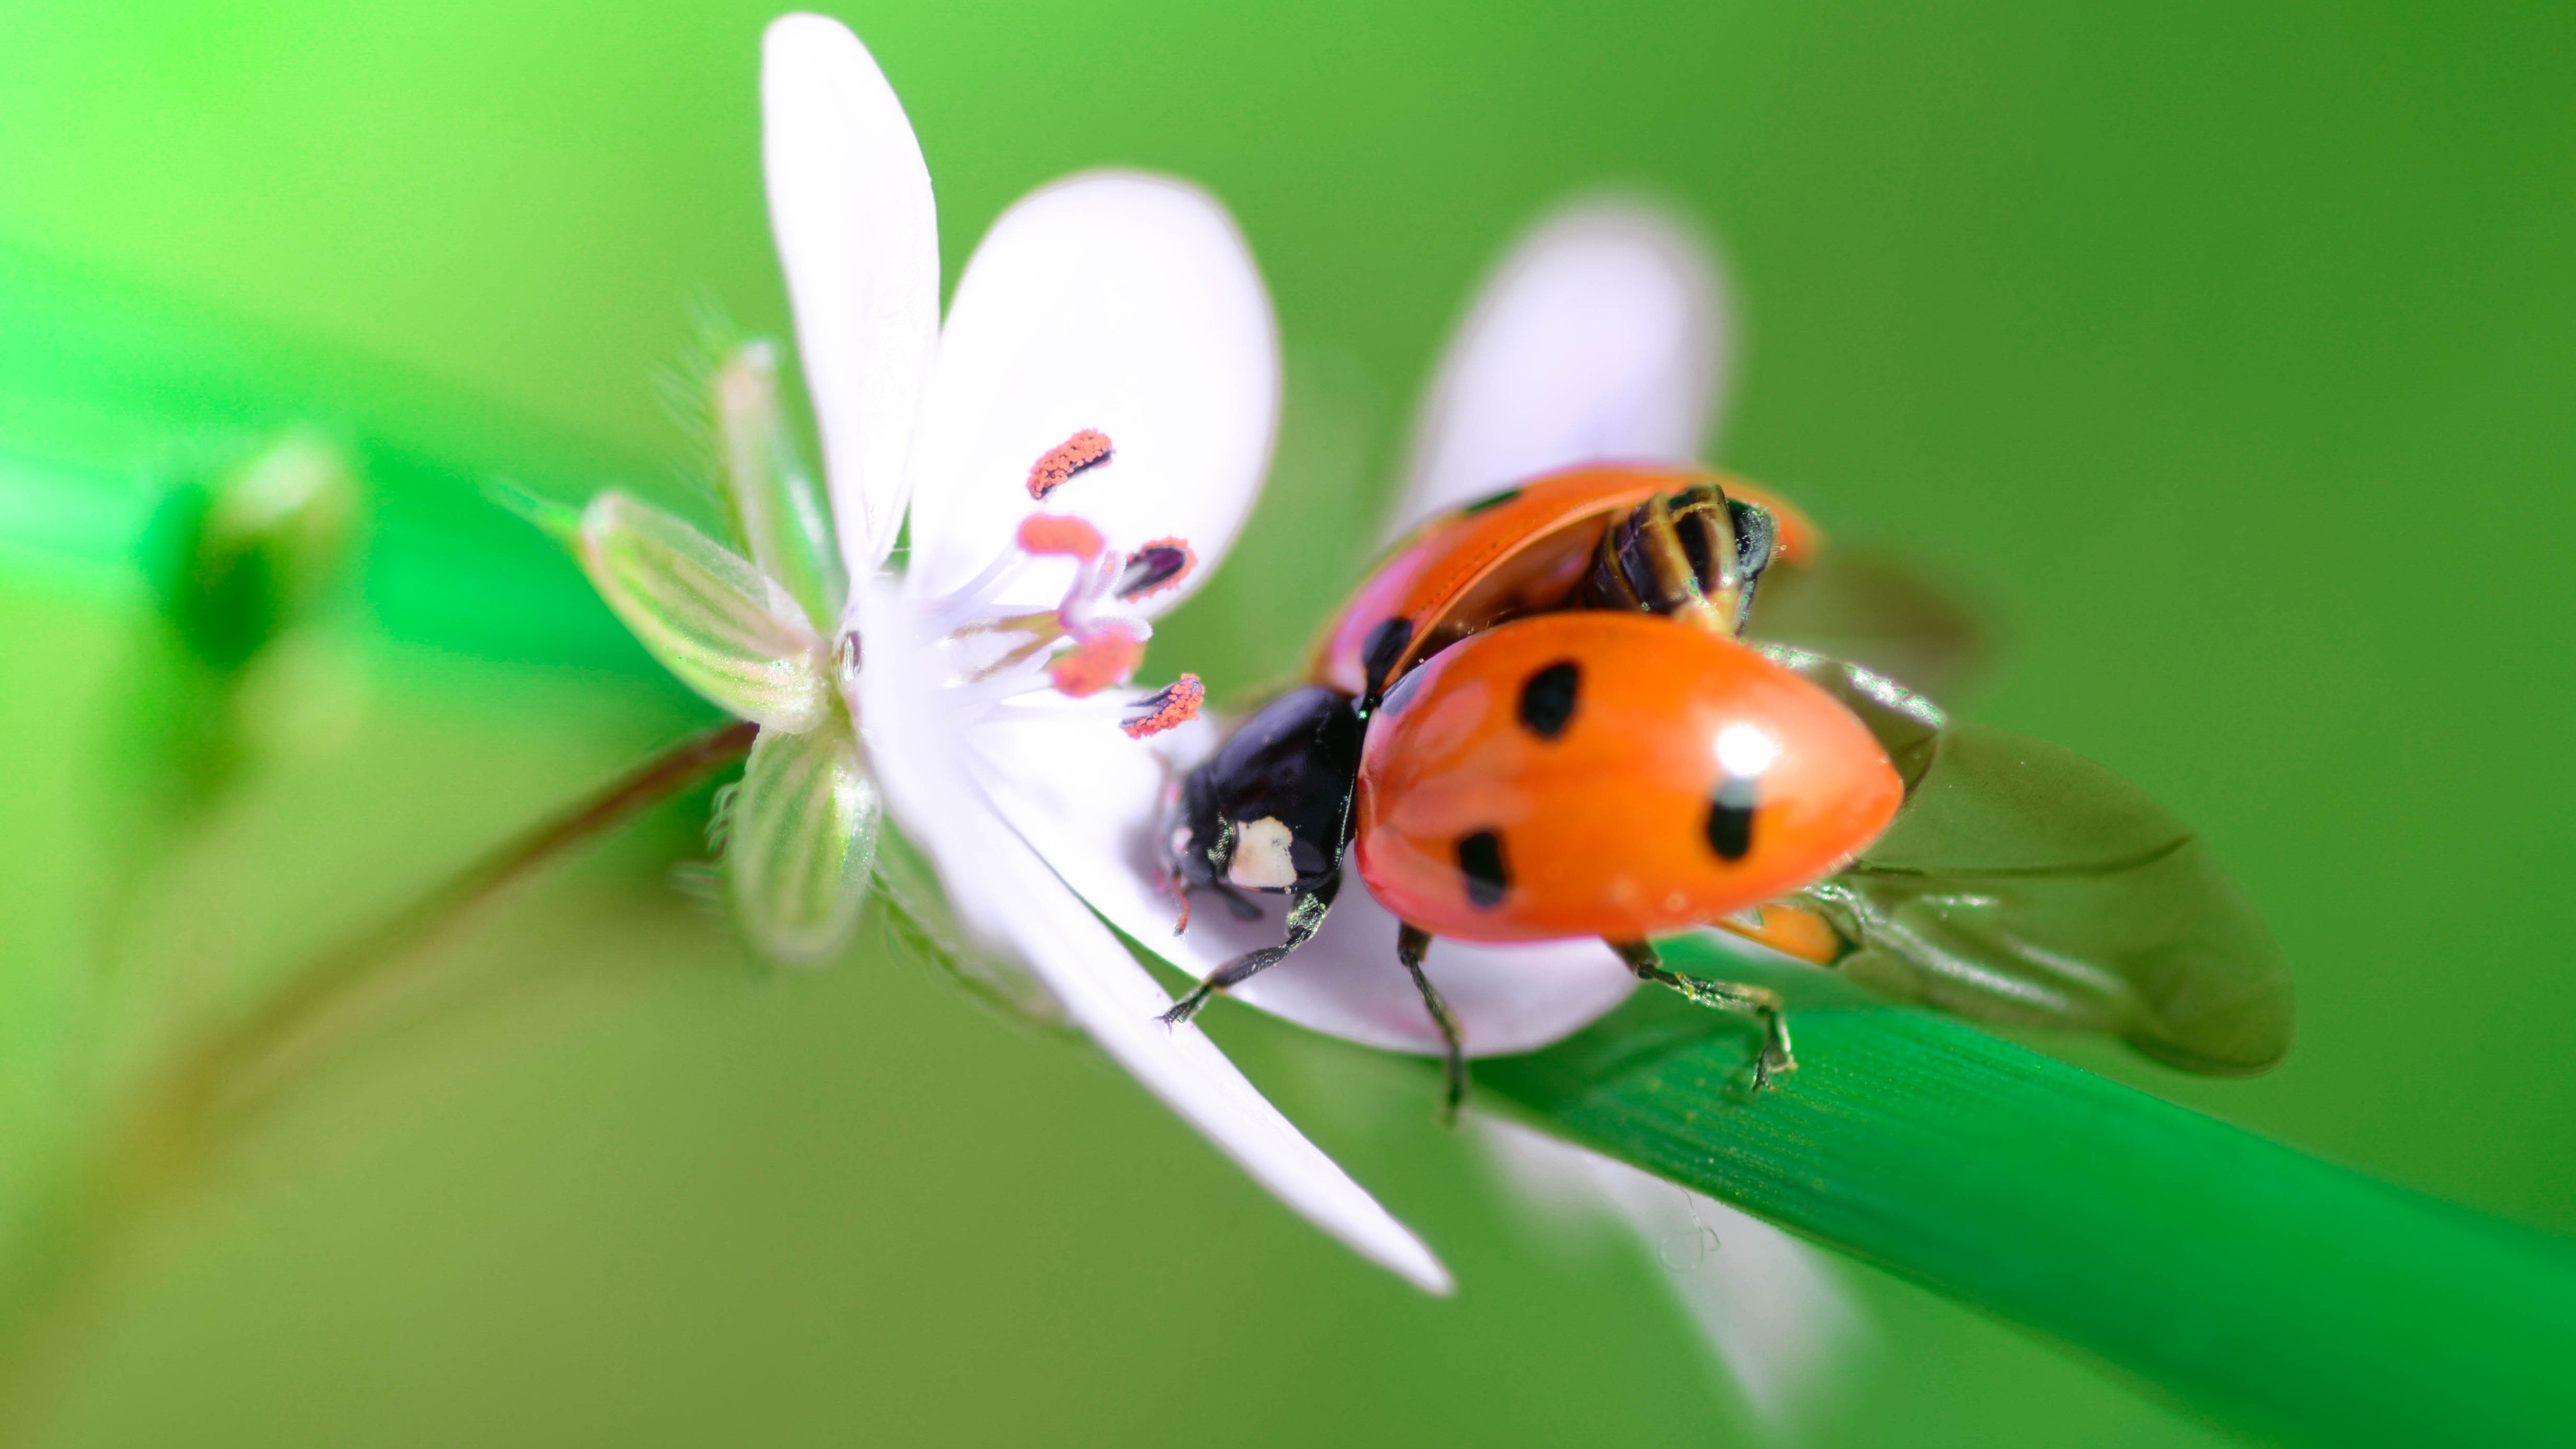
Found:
<box><xmin>1122</xmin><ymin>674</ymin><xmax>1207</xmax><ymax>739</ymax></box>
<box><xmin>1026</xmin><ymin>428</ymin><xmax>1115</xmax><ymax>500</ymax></box>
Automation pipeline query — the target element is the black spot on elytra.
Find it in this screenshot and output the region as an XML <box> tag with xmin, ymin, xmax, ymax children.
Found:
<box><xmin>1360</xmin><ymin>616</ymin><xmax>1413</xmax><ymax>703</ymax></box>
<box><xmin>1706</xmin><ymin>778</ymin><xmax>1757</xmax><ymax>861</ymax></box>
<box><xmin>1460</xmin><ymin>485</ymin><xmax>1522</xmax><ymax>515</ymax></box>
<box><xmin>1456</xmin><ymin>830</ymin><xmax>1509</xmax><ymax>907</ymax></box>
<box><xmin>1517</xmin><ymin>661</ymin><xmax>1581</xmax><ymax>740</ymax></box>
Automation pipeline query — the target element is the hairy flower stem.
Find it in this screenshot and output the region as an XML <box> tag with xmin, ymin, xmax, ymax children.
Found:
<box><xmin>0</xmin><ymin>719</ymin><xmax>759</xmax><ymax>1441</ymax></box>
<box><xmin>148</xmin><ymin>718</ymin><xmax>757</xmax><ymax>1141</ymax></box>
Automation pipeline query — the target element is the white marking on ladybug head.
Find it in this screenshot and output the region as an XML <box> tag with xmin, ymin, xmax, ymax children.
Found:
<box><xmin>1225</xmin><ymin>815</ymin><xmax>1299</xmax><ymax>890</ymax></box>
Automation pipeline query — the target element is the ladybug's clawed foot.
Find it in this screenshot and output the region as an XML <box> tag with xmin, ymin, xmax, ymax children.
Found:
<box><xmin>1611</xmin><ymin>940</ymin><xmax>1796</xmax><ymax>1094</ymax></box>
<box><xmin>1764</xmin><ymin>1010</ymin><xmax>1798</xmax><ymax>1081</ymax></box>
<box><xmin>1159</xmin><ymin>982</ymin><xmax>1218</xmax><ymax>1028</ymax></box>
<box><xmin>1157</xmin><ymin>943</ymin><xmax>1291</xmax><ymax>1026</ymax></box>
<box><xmin>1750</xmin><ymin>1009</ymin><xmax>1799</xmax><ymax>1092</ymax></box>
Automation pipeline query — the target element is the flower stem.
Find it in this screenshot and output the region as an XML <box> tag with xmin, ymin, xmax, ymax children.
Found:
<box><xmin>135</xmin><ymin>717</ymin><xmax>759</xmax><ymax>1146</ymax></box>
<box><xmin>0</xmin><ymin>718</ymin><xmax>758</xmax><ymax>1439</ymax></box>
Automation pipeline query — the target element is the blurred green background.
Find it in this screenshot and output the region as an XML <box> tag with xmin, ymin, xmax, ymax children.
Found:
<box><xmin>1</xmin><ymin>1</ymin><xmax>2572</xmax><ymax>1444</ymax></box>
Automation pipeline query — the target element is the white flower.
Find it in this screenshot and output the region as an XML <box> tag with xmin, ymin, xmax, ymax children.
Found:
<box><xmin>567</xmin><ymin>12</ymin><xmax>1444</xmax><ymax>1293</ymax></box>
<box><xmin>759</xmin><ymin>13</ymin><xmax>1450</xmax><ymax>1293</ymax></box>
<box><xmin>991</xmin><ymin>198</ymin><xmax>1735</xmax><ymax>1060</ymax></box>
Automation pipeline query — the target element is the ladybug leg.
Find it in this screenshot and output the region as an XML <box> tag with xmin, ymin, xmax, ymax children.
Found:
<box><xmin>1609</xmin><ymin>940</ymin><xmax>1797</xmax><ymax>1090</ymax></box>
<box><xmin>1157</xmin><ymin>878</ymin><xmax>1338</xmax><ymax>1028</ymax></box>
<box><xmin>1395</xmin><ymin>924</ymin><xmax>1468</xmax><ymax>1122</ymax></box>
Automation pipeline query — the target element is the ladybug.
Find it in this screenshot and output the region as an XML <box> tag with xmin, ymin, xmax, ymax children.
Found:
<box><xmin>1162</xmin><ymin>464</ymin><xmax>2292</xmax><ymax>1110</ymax></box>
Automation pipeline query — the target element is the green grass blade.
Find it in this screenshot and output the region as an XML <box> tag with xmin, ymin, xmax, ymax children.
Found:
<box><xmin>1483</xmin><ymin>945</ymin><xmax>2576</xmax><ymax>1448</ymax></box>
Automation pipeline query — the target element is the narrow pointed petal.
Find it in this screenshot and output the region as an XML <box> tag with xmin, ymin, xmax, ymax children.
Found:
<box><xmin>851</xmin><ymin>583</ymin><xmax>1449</xmax><ymax>1293</ymax></box>
<box><xmin>578</xmin><ymin>493</ymin><xmax>832</xmax><ymax>731</ymax></box>
<box><xmin>763</xmin><ymin>12</ymin><xmax>940</xmax><ymax>572</ymax></box>
<box><xmin>966</xmin><ymin>702</ymin><xmax>1637</xmax><ymax>1056</ymax></box>
<box><xmin>729</xmin><ymin>718</ymin><xmax>880</xmax><ymax>965</ymax></box>
<box><xmin>904</xmin><ymin>171</ymin><xmax>1278</xmax><ymax>618</ymax></box>
<box><xmin>1479</xmin><ymin>1116</ymin><xmax>1862</xmax><ymax>1431</ymax></box>
<box><xmin>1395</xmin><ymin>199</ymin><xmax>1728</xmax><ymax>537</ymax></box>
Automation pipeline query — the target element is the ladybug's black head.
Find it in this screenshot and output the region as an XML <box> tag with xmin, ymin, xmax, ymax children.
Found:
<box><xmin>1580</xmin><ymin>481</ymin><xmax>1778</xmax><ymax>631</ymax></box>
<box><xmin>1165</xmin><ymin>686</ymin><xmax>1362</xmax><ymax>898</ymax></box>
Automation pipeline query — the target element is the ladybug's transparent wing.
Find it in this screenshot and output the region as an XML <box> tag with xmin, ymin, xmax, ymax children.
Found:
<box><xmin>1798</xmin><ymin>721</ymin><xmax>2294</xmax><ymax>1077</ymax></box>
<box><xmin>1746</xmin><ymin>546</ymin><xmax>1989</xmax><ymax>704</ymax></box>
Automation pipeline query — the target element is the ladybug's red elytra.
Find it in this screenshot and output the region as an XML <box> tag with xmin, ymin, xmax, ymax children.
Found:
<box><xmin>1356</xmin><ymin>611</ymin><xmax>1901</xmax><ymax>945</ymax></box>
<box><xmin>1161</xmin><ymin>463</ymin><xmax>2293</xmax><ymax>1113</ymax></box>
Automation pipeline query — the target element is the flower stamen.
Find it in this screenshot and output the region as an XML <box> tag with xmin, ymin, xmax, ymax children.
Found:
<box><xmin>1116</xmin><ymin>537</ymin><xmax>1197</xmax><ymax>602</ymax></box>
<box><xmin>1048</xmin><ymin>622</ymin><xmax>1146</xmax><ymax>697</ymax></box>
<box><xmin>1026</xmin><ymin>429</ymin><xmax>1115</xmax><ymax>500</ymax></box>
<box><xmin>1122</xmin><ymin>674</ymin><xmax>1205</xmax><ymax>739</ymax></box>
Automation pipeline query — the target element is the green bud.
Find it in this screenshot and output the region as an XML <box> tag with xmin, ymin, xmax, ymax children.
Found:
<box><xmin>153</xmin><ymin>431</ymin><xmax>360</xmax><ymax>673</ymax></box>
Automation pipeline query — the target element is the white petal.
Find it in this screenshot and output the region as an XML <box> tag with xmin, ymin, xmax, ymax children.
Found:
<box><xmin>966</xmin><ymin>700</ymin><xmax>1638</xmax><ymax>1057</ymax></box>
<box><xmin>763</xmin><ymin>13</ymin><xmax>940</xmax><ymax>572</ymax></box>
<box><xmin>904</xmin><ymin>170</ymin><xmax>1278</xmax><ymax>617</ymax></box>
<box><xmin>1394</xmin><ymin>198</ymin><xmax>1729</xmax><ymax>537</ymax></box>
<box><xmin>850</xmin><ymin>582</ymin><xmax>1449</xmax><ymax>1293</ymax></box>
<box><xmin>1477</xmin><ymin>1116</ymin><xmax>1862</xmax><ymax>1431</ymax></box>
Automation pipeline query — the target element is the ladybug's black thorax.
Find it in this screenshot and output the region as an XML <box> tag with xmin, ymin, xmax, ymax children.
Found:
<box><xmin>1166</xmin><ymin>686</ymin><xmax>1362</xmax><ymax>896</ymax></box>
<box><xmin>1578</xmin><ymin>482</ymin><xmax>1777</xmax><ymax>631</ymax></box>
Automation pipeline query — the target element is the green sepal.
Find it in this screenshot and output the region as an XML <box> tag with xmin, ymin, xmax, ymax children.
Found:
<box><xmin>484</xmin><ymin>478</ymin><xmax>582</xmax><ymax>548</ymax></box>
<box><xmin>576</xmin><ymin>492</ymin><xmax>832</xmax><ymax>732</ymax></box>
<box><xmin>710</xmin><ymin>340</ymin><xmax>847</xmax><ymax>634</ymax></box>
<box><xmin>727</xmin><ymin>718</ymin><xmax>879</xmax><ymax>966</ymax></box>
